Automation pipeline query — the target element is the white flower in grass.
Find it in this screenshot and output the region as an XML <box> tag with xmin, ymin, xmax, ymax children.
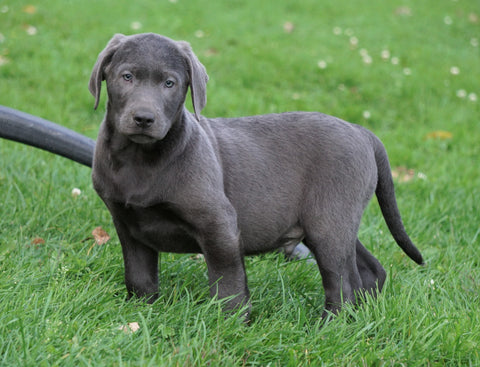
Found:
<box><xmin>468</xmin><ymin>93</ymin><xmax>477</xmax><ymax>102</ymax></box>
<box><xmin>333</xmin><ymin>27</ymin><xmax>342</xmax><ymax>35</ymax></box>
<box><xmin>456</xmin><ymin>89</ymin><xmax>467</xmax><ymax>98</ymax></box>
<box><xmin>130</xmin><ymin>21</ymin><xmax>142</xmax><ymax>31</ymax></box>
<box><xmin>359</xmin><ymin>49</ymin><xmax>372</xmax><ymax>64</ymax></box>
<box><xmin>381</xmin><ymin>49</ymin><xmax>390</xmax><ymax>60</ymax></box>
<box><xmin>71</xmin><ymin>188</ymin><xmax>82</xmax><ymax>197</ymax></box>
<box><xmin>471</xmin><ymin>38</ymin><xmax>479</xmax><ymax>47</ymax></box>
<box><xmin>25</xmin><ymin>25</ymin><xmax>37</xmax><ymax>36</ymax></box>
<box><xmin>362</xmin><ymin>55</ymin><xmax>372</xmax><ymax>64</ymax></box>
<box><xmin>444</xmin><ymin>16</ymin><xmax>453</xmax><ymax>25</ymax></box>
<box><xmin>417</xmin><ymin>172</ymin><xmax>427</xmax><ymax>180</ymax></box>
<box><xmin>194</xmin><ymin>30</ymin><xmax>205</xmax><ymax>38</ymax></box>
<box><xmin>362</xmin><ymin>110</ymin><xmax>371</xmax><ymax>119</ymax></box>
<box><xmin>450</xmin><ymin>66</ymin><xmax>460</xmax><ymax>75</ymax></box>
<box><xmin>317</xmin><ymin>60</ymin><xmax>327</xmax><ymax>69</ymax></box>
<box><xmin>349</xmin><ymin>36</ymin><xmax>359</xmax><ymax>47</ymax></box>
<box><xmin>359</xmin><ymin>48</ymin><xmax>368</xmax><ymax>57</ymax></box>
<box><xmin>403</xmin><ymin>68</ymin><xmax>412</xmax><ymax>76</ymax></box>
<box><xmin>391</xmin><ymin>57</ymin><xmax>400</xmax><ymax>65</ymax></box>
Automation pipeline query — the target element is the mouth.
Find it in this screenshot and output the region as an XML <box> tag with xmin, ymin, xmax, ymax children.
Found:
<box><xmin>127</xmin><ymin>134</ymin><xmax>158</xmax><ymax>144</ymax></box>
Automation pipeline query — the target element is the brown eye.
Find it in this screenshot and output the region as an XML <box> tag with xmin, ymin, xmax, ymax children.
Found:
<box><xmin>123</xmin><ymin>73</ymin><xmax>133</xmax><ymax>81</ymax></box>
<box><xmin>165</xmin><ymin>80</ymin><xmax>175</xmax><ymax>88</ymax></box>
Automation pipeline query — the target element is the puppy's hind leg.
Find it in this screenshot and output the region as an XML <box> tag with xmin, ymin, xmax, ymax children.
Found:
<box><xmin>304</xmin><ymin>231</ymin><xmax>362</xmax><ymax>319</ymax></box>
<box><xmin>356</xmin><ymin>239</ymin><xmax>387</xmax><ymax>297</ymax></box>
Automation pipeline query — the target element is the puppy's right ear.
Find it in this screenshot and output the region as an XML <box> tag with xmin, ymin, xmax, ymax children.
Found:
<box><xmin>89</xmin><ymin>34</ymin><xmax>127</xmax><ymax>110</ymax></box>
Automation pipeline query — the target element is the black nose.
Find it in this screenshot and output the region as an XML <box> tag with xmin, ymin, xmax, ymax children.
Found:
<box><xmin>134</xmin><ymin>110</ymin><xmax>155</xmax><ymax>128</ymax></box>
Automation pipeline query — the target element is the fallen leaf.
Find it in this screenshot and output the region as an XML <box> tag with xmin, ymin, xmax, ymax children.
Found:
<box><xmin>283</xmin><ymin>21</ymin><xmax>295</xmax><ymax>34</ymax></box>
<box><xmin>392</xmin><ymin>166</ymin><xmax>415</xmax><ymax>183</ymax></box>
<box><xmin>22</xmin><ymin>5</ymin><xmax>37</xmax><ymax>14</ymax></box>
<box><xmin>191</xmin><ymin>254</ymin><xmax>204</xmax><ymax>261</ymax></box>
<box><xmin>128</xmin><ymin>322</ymin><xmax>140</xmax><ymax>332</ymax></box>
<box><xmin>31</xmin><ymin>237</ymin><xmax>45</xmax><ymax>245</ymax></box>
<box><xmin>119</xmin><ymin>322</ymin><xmax>140</xmax><ymax>334</ymax></box>
<box><xmin>92</xmin><ymin>226</ymin><xmax>110</xmax><ymax>245</ymax></box>
<box><xmin>425</xmin><ymin>130</ymin><xmax>453</xmax><ymax>140</ymax></box>
<box><xmin>204</xmin><ymin>48</ymin><xmax>218</xmax><ymax>57</ymax></box>
<box><xmin>395</xmin><ymin>6</ymin><xmax>412</xmax><ymax>16</ymax></box>
<box><xmin>0</xmin><ymin>55</ymin><xmax>9</xmax><ymax>66</ymax></box>
<box><xmin>469</xmin><ymin>13</ymin><xmax>479</xmax><ymax>24</ymax></box>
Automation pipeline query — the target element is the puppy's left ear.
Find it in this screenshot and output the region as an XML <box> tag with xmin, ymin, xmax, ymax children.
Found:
<box><xmin>177</xmin><ymin>41</ymin><xmax>209</xmax><ymax>121</ymax></box>
<box><xmin>89</xmin><ymin>34</ymin><xmax>127</xmax><ymax>110</ymax></box>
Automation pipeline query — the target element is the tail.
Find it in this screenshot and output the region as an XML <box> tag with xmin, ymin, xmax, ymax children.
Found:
<box><xmin>0</xmin><ymin>105</ymin><xmax>94</xmax><ymax>167</ymax></box>
<box><xmin>372</xmin><ymin>135</ymin><xmax>424</xmax><ymax>265</ymax></box>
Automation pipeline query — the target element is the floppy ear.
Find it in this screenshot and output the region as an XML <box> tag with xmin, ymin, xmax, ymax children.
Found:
<box><xmin>177</xmin><ymin>41</ymin><xmax>209</xmax><ymax>121</ymax></box>
<box><xmin>89</xmin><ymin>34</ymin><xmax>127</xmax><ymax>110</ymax></box>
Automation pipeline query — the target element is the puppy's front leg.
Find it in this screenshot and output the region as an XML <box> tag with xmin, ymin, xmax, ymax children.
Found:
<box><xmin>114</xmin><ymin>223</ymin><xmax>159</xmax><ymax>303</ymax></box>
<box><xmin>201</xmin><ymin>227</ymin><xmax>250</xmax><ymax>316</ymax></box>
<box><xmin>204</xmin><ymin>250</ymin><xmax>250</xmax><ymax>316</ymax></box>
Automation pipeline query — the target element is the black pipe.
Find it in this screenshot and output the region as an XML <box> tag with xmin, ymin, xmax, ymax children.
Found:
<box><xmin>0</xmin><ymin>105</ymin><xmax>94</xmax><ymax>167</ymax></box>
<box><xmin>0</xmin><ymin>104</ymin><xmax>313</xmax><ymax>262</ymax></box>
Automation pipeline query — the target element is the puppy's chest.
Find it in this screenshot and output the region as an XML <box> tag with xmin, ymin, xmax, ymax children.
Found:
<box><xmin>111</xmin><ymin>202</ymin><xmax>201</xmax><ymax>253</ymax></box>
<box><xmin>96</xmin><ymin>161</ymin><xmax>170</xmax><ymax>205</ymax></box>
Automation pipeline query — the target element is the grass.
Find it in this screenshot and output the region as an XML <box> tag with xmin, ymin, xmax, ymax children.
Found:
<box><xmin>0</xmin><ymin>0</ymin><xmax>479</xmax><ymax>365</ymax></box>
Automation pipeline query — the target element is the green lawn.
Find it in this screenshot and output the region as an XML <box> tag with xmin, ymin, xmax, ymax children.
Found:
<box><xmin>1</xmin><ymin>0</ymin><xmax>479</xmax><ymax>365</ymax></box>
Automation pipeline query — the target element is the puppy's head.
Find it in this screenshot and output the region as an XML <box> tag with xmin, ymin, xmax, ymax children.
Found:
<box><xmin>89</xmin><ymin>33</ymin><xmax>208</xmax><ymax>144</ymax></box>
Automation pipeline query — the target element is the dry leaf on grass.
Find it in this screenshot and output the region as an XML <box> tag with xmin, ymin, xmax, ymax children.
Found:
<box><xmin>283</xmin><ymin>21</ymin><xmax>295</xmax><ymax>33</ymax></box>
<box><xmin>92</xmin><ymin>226</ymin><xmax>110</xmax><ymax>245</ymax></box>
<box><xmin>85</xmin><ymin>227</ymin><xmax>111</xmax><ymax>255</ymax></box>
<box><xmin>204</xmin><ymin>48</ymin><xmax>218</xmax><ymax>57</ymax></box>
<box><xmin>425</xmin><ymin>130</ymin><xmax>453</xmax><ymax>140</ymax></box>
<box><xmin>395</xmin><ymin>6</ymin><xmax>412</xmax><ymax>16</ymax></box>
<box><xmin>119</xmin><ymin>322</ymin><xmax>140</xmax><ymax>334</ymax></box>
<box><xmin>469</xmin><ymin>13</ymin><xmax>479</xmax><ymax>24</ymax></box>
<box><xmin>31</xmin><ymin>237</ymin><xmax>45</xmax><ymax>246</ymax></box>
<box><xmin>392</xmin><ymin>166</ymin><xmax>415</xmax><ymax>183</ymax></box>
<box><xmin>22</xmin><ymin>5</ymin><xmax>37</xmax><ymax>14</ymax></box>
<box><xmin>0</xmin><ymin>55</ymin><xmax>9</xmax><ymax>66</ymax></box>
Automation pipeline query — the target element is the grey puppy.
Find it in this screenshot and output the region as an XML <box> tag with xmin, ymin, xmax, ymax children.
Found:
<box><xmin>89</xmin><ymin>33</ymin><xmax>423</xmax><ymax>319</ymax></box>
